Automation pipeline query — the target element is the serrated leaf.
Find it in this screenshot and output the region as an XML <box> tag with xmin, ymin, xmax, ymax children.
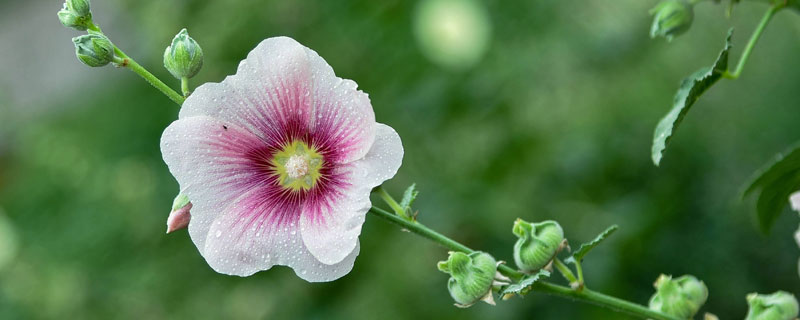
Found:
<box><xmin>742</xmin><ymin>143</ymin><xmax>800</xmax><ymax>234</ymax></box>
<box><xmin>565</xmin><ymin>225</ymin><xmax>619</xmax><ymax>264</ymax></box>
<box><xmin>500</xmin><ymin>269</ymin><xmax>550</xmax><ymax>297</ymax></box>
<box><xmin>651</xmin><ymin>30</ymin><xmax>733</xmax><ymax>166</ymax></box>
<box><xmin>400</xmin><ymin>183</ymin><xmax>418</xmax><ymax>212</ymax></box>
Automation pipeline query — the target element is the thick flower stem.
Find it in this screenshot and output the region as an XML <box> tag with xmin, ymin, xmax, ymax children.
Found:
<box><xmin>367</xmin><ymin>206</ymin><xmax>680</xmax><ymax>320</ymax></box>
<box><xmin>723</xmin><ymin>4</ymin><xmax>784</xmax><ymax>79</ymax></box>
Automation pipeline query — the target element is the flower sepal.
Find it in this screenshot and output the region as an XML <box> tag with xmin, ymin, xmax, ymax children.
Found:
<box><xmin>512</xmin><ymin>219</ymin><xmax>565</xmax><ymax>272</ymax></box>
<box><xmin>57</xmin><ymin>0</ymin><xmax>92</xmax><ymax>31</ymax></box>
<box><xmin>163</xmin><ymin>28</ymin><xmax>203</xmax><ymax>79</ymax></box>
<box><xmin>648</xmin><ymin>274</ymin><xmax>708</xmax><ymax>318</ymax></box>
<box><xmin>437</xmin><ymin>251</ymin><xmax>498</xmax><ymax>308</ymax></box>
<box><xmin>745</xmin><ymin>291</ymin><xmax>799</xmax><ymax>320</ymax></box>
<box><xmin>72</xmin><ymin>31</ymin><xmax>115</xmax><ymax>67</ymax></box>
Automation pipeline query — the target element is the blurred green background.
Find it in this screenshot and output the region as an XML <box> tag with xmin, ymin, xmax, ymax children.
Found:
<box><xmin>2</xmin><ymin>0</ymin><xmax>800</xmax><ymax>319</ymax></box>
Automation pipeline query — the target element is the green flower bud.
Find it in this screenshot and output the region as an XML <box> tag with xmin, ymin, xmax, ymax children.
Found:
<box><xmin>745</xmin><ymin>291</ymin><xmax>799</xmax><ymax>320</ymax></box>
<box><xmin>73</xmin><ymin>32</ymin><xmax>114</xmax><ymax>67</ymax></box>
<box><xmin>57</xmin><ymin>0</ymin><xmax>92</xmax><ymax>31</ymax></box>
<box><xmin>648</xmin><ymin>274</ymin><xmax>708</xmax><ymax>318</ymax></box>
<box><xmin>72</xmin><ymin>31</ymin><xmax>114</xmax><ymax>67</ymax></box>
<box><xmin>649</xmin><ymin>0</ymin><xmax>694</xmax><ymax>41</ymax></box>
<box><xmin>163</xmin><ymin>28</ymin><xmax>204</xmax><ymax>79</ymax></box>
<box><xmin>512</xmin><ymin>219</ymin><xmax>564</xmax><ymax>272</ymax></box>
<box><xmin>437</xmin><ymin>251</ymin><xmax>497</xmax><ymax>307</ymax></box>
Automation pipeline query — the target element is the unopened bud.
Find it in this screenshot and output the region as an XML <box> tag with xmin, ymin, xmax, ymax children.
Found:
<box><xmin>72</xmin><ymin>31</ymin><xmax>114</xmax><ymax>67</ymax></box>
<box><xmin>57</xmin><ymin>0</ymin><xmax>92</xmax><ymax>31</ymax></box>
<box><xmin>437</xmin><ymin>251</ymin><xmax>497</xmax><ymax>308</ymax></box>
<box><xmin>649</xmin><ymin>0</ymin><xmax>694</xmax><ymax>41</ymax></box>
<box><xmin>163</xmin><ymin>28</ymin><xmax>203</xmax><ymax>79</ymax></box>
<box><xmin>512</xmin><ymin>219</ymin><xmax>564</xmax><ymax>272</ymax></box>
<box><xmin>745</xmin><ymin>291</ymin><xmax>799</xmax><ymax>320</ymax></box>
<box><xmin>649</xmin><ymin>274</ymin><xmax>708</xmax><ymax>318</ymax></box>
<box><xmin>166</xmin><ymin>194</ymin><xmax>192</xmax><ymax>234</ymax></box>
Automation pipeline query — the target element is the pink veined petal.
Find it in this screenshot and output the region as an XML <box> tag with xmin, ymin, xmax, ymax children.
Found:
<box><xmin>178</xmin><ymin>37</ymin><xmax>313</xmax><ymax>147</ymax></box>
<box><xmin>202</xmin><ymin>187</ymin><xmax>359</xmax><ymax>280</ymax></box>
<box><xmin>178</xmin><ymin>36</ymin><xmax>375</xmax><ymax>163</ymax></box>
<box><xmin>300</xmin><ymin>123</ymin><xmax>403</xmax><ymax>265</ymax></box>
<box><xmin>305</xmin><ymin>48</ymin><xmax>375</xmax><ymax>164</ymax></box>
<box><xmin>161</xmin><ymin>116</ymin><xmax>271</xmax><ymax>252</ymax></box>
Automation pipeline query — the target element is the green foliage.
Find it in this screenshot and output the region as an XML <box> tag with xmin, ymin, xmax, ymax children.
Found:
<box><xmin>400</xmin><ymin>183</ymin><xmax>418</xmax><ymax>218</ymax></box>
<box><xmin>651</xmin><ymin>30</ymin><xmax>733</xmax><ymax>166</ymax></box>
<box><xmin>565</xmin><ymin>225</ymin><xmax>618</xmax><ymax>264</ymax></box>
<box><xmin>743</xmin><ymin>143</ymin><xmax>800</xmax><ymax>234</ymax></box>
<box><xmin>500</xmin><ymin>269</ymin><xmax>550</xmax><ymax>297</ymax></box>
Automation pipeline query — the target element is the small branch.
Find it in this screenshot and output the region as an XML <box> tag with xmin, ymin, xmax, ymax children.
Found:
<box><xmin>114</xmin><ymin>46</ymin><xmax>185</xmax><ymax>106</ymax></box>
<box><xmin>374</xmin><ymin>186</ymin><xmax>409</xmax><ymax>219</ymax></box>
<box><xmin>723</xmin><ymin>4</ymin><xmax>784</xmax><ymax>79</ymax></box>
<box><xmin>553</xmin><ymin>258</ymin><xmax>578</xmax><ymax>284</ymax></box>
<box><xmin>367</xmin><ymin>205</ymin><xmax>679</xmax><ymax>320</ymax></box>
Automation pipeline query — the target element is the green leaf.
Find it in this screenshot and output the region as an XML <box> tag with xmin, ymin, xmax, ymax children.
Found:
<box><xmin>400</xmin><ymin>183</ymin><xmax>418</xmax><ymax>213</ymax></box>
<box><xmin>565</xmin><ymin>225</ymin><xmax>619</xmax><ymax>264</ymax></box>
<box><xmin>500</xmin><ymin>269</ymin><xmax>550</xmax><ymax>297</ymax></box>
<box><xmin>651</xmin><ymin>29</ymin><xmax>733</xmax><ymax>166</ymax></box>
<box><xmin>742</xmin><ymin>142</ymin><xmax>800</xmax><ymax>234</ymax></box>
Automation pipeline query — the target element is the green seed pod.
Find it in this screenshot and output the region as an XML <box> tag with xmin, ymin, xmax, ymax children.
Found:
<box><xmin>649</xmin><ymin>0</ymin><xmax>694</xmax><ymax>41</ymax></box>
<box><xmin>437</xmin><ymin>251</ymin><xmax>497</xmax><ymax>307</ymax></box>
<box><xmin>163</xmin><ymin>28</ymin><xmax>204</xmax><ymax>79</ymax></box>
<box><xmin>72</xmin><ymin>31</ymin><xmax>114</xmax><ymax>67</ymax></box>
<box><xmin>745</xmin><ymin>291</ymin><xmax>799</xmax><ymax>320</ymax></box>
<box><xmin>648</xmin><ymin>274</ymin><xmax>708</xmax><ymax>318</ymax></box>
<box><xmin>57</xmin><ymin>0</ymin><xmax>91</xmax><ymax>30</ymax></box>
<box><xmin>512</xmin><ymin>219</ymin><xmax>564</xmax><ymax>272</ymax></box>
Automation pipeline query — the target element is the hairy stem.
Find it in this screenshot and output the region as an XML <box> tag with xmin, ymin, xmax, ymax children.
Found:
<box><xmin>724</xmin><ymin>4</ymin><xmax>784</xmax><ymax>79</ymax></box>
<box><xmin>367</xmin><ymin>206</ymin><xmax>679</xmax><ymax>320</ymax></box>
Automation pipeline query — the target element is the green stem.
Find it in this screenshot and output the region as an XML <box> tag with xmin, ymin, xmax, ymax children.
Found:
<box><xmin>114</xmin><ymin>47</ymin><xmax>185</xmax><ymax>106</ymax></box>
<box><xmin>181</xmin><ymin>77</ymin><xmax>191</xmax><ymax>98</ymax></box>
<box><xmin>366</xmin><ymin>206</ymin><xmax>679</xmax><ymax>320</ymax></box>
<box><xmin>374</xmin><ymin>186</ymin><xmax>409</xmax><ymax>219</ymax></box>
<box><xmin>87</xmin><ymin>21</ymin><xmax>184</xmax><ymax>106</ymax></box>
<box><xmin>553</xmin><ymin>258</ymin><xmax>578</xmax><ymax>284</ymax></box>
<box><xmin>723</xmin><ymin>4</ymin><xmax>784</xmax><ymax>79</ymax></box>
<box><xmin>574</xmin><ymin>259</ymin><xmax>585</xmax><ymax>289</ymax></box>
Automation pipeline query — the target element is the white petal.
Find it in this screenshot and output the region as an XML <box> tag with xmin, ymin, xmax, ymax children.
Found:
<box><xmin>201</xmin><ymin>187</ymin><xmax>359</xmax><ymax>281</ymax></box>
<box><xmin>300</xmin><ymin>123</ymin><xmax>403</xmax><ymax>264</ymax></box>
<box><xmin>161</xmin><ymin>116</ymin><xmax>271</xmax><ymax>252</ymax></box>
<box><xmin>790</xmin><ymin>191</ymin><xmax>800</xmax><ymax>213</ymax></box>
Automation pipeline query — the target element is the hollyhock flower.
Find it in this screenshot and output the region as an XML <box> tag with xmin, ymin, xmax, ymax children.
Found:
<box><xmin>160</xmin><ymin>37</ymin><xmax>403</xmax><ymax>281</ymax></box>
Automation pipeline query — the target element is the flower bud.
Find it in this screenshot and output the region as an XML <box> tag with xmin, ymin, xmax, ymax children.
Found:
<box><xmin>745</xmin><ymin>291</ymin><xmax>799</xmax><ymax>320</ymax></box>
<box><xmin>163</xmin><ymin>29</ymin><xmax>204</xmax><ymax>79</ymax></box>
<box><xmin>512</xmin><ymin>219</ymin><xmax>564</xmax><ymax>272</ymax></box>
<box><xmin>648</xmin><ymin>274</ymin><xmax>708</xmax><ymax>318</ymax></box>
<box><xmin>57</xmin><ymin>0</ymin><xmax>92</xmax><ymax>31</ymax></box>
<box><xmin>166</xmin><ymin>193</ymin><xmax>192</xmax><ymax>234</ymax></box>
<box><xmin>437</xmin><ymin>251</ymin><xmax>497</xmax><ymax>307</ymax></box>
<box><xmin>649</xmin><ymin>0</ymin><xmax>694</xmax><ymax>41</ymax></box>
<box><xmin>72</xmin><ymin>31</ymin><xmax>114</xmax><ymax>67</ymax></box>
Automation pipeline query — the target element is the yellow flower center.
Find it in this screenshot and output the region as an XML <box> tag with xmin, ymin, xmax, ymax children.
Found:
<box><xmin>271</xmin><ymin>140</ymin><xmax>323</xmax><ymax>191</ymax></box>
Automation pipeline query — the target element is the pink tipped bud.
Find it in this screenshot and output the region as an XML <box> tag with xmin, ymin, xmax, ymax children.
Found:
<box><xmin>166</xmin><ymin>193</ymin><xmax>192</xmax><ymax>234</ymax></box>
